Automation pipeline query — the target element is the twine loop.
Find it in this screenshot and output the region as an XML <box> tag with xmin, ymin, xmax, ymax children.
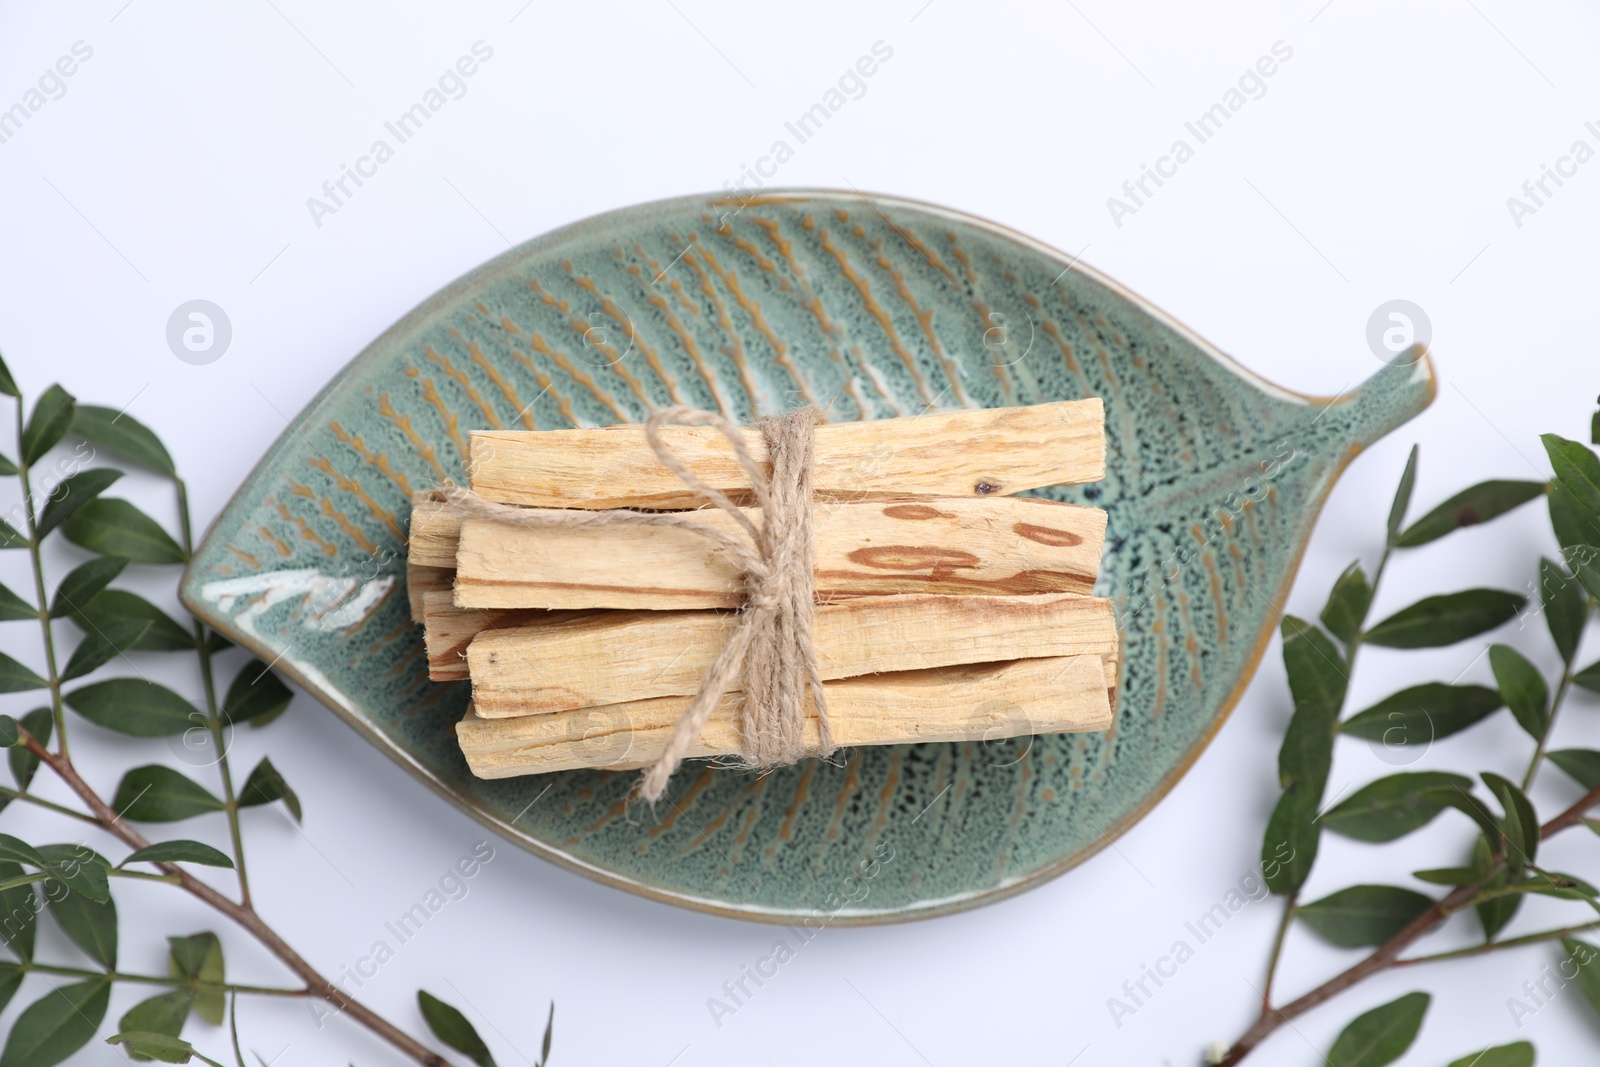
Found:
<box><xmin>442</xmin><ymin>405</ymin><xmax>832</xmax><ymax>801</ymax></box>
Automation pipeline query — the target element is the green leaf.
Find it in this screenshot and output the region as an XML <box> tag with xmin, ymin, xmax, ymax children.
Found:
<box><xmin>1395</xmin><ymin>479</ymin><xmax>1547</xmax><ymax>548</ymax></box>
<box><xmin>37</xmin><ymin>842</ymin><xmax>112</xmax><ymax>905</ymax></box>
<box><xmin>238</xmin><ymin>758</ymin><xmax>301</xmax><ymax>822</ymax></box>
<box><xmin>1488</xmin><ymin>645</ymin><xmax>1549</xmax><ymax>740</ymax></box>
<box><xmin>61</xmin><ymin>499</ymin><xmax>185</xmax><ymax>564</ymax></box>
<box><xmin>1522</xmin><ymin>869</ymin><xmax>1597</xmax><ymax>900</ymax></box>
<box><xmin>35</xmin><ymin>468</ymin><xmax>123</xmax><ymax>538</ymax></box>
<box><xmin>50</xmin><ymin>556</ymin><xmax>128</xmax><ymax>618</ymax></box>
<box><xmin>1298</xmin><ymin>885</ymin><xmax>1435</xmax><ymax>948</ymax></box>
<box><xmin>1541</xmin><ymin>556</ymin><xmax>1588</xmax><ymax>664</ymax></box>
<box><xmin>60</xmin><ymin>619</ymin><xmax>151</xmax><ymax>682</ymax></box>
<box><xmin>1564</xmin><ymin>938</ymin><xmax>1600</xmax><ymax>1020</ymax></box>
<box><xmin>1277</xmin><ymin>616</ymin><xmax>1347</xmax><ymax>801</ymax></box>
<box><xmin>0</xmin><ymin>518</ymin><xmax>25</xmax><ymax>550</ymax></box>
<box><xmin>106</xmin><ymin>1031</ymin><xmax>214</xmax><ymax>1065</ymax></box>
<box><xmin>1263</xmin><ymin>787</ymin><xmax>1318</xmax><ymax>894</ymax></box>
<box><xmin>0</xmin><ymin>860</ymin><xmax>37</xmax><ymax>960</ymax></box>
<box><xmin>0</xmin><ymin>835</ymin><xmax>50</xmax><ymax>871</ymax></box>
<box><xmin>10</xmin><ymin>709</ymin><xmax>49</xmax><ymax>789</ymax></box>
<box><xmin>44</xmin><ymin>876</ymin><xmax>117</xmax><ymax>967</ymax></box>
<box><xmin>0</xmin><ymin>978</ymin><xmax>111</xmax><ymax>1067</ymax></box>
<box><xmin>122</xmin><ymin>841</ymin><xmax>233</xmax><ymax>868</ymax></box>
<box><xmin>417</xmin><ymin>990</ymin><xmax>496</xmax><ymax>1067</ymax></box>
<box><xmin>1543</xmin><ymin>433</ymin><xmax>1600</xmax><ymax>514</ymax></box>
<box><xmin>37</xmin><ymin>844</ymin><xmax>108</xmax><ymax>908</ymax></box>
<box><xmin>1387</xmin><ymin>445</ymin><xmax>1418</xmax><ymax>544</ymax></box>
<box><xmin>1547</xmin><ymin>749</ymin><xmax>1600</xmax><ymax>790</ymax></box>
<box><xmin>0</xmin><ymin>717</ymin><xmax>16</xmax><ymax>748</ymax></box>
<box><xmin>66</xmin><ymin>679</ymin><xmax>202</xmax><ymax>737</ymax></box>
<box><xmin>222</xmin><ymin>662</ymin><xmax>292</xmax><ymax>728</ymax></box>
<box><xmin>69</xmin><ymin>589</ymin><xmax>193</xmax><ymax>652</ymax></box>
<box><xmin>72</xmin><ymin>406</ymin><xmax>176</xmax><ymax>479</ymax></box>
<box><xmin>112</xmin><ymin>767</ymin><xmax>224</xmax><ymax>822</ymax></box>
<box><xmin>167</xmin><ymin>932</ymin><xmax>224</xmax><ymax>1025</ymax></box>
<box><xmin>1576</xmin><ymin>658</ymin><xmax>1600</xmax><ymax>694</ymax></box>
<box><xmin>1412</xmin><ymin>866</ymin><xmax>1481</xmax><ymax>886</ymax></box>
<box><xmin>0</xmin><ymin>351</ymin><xmax>17</xmax><ymax>398</ymax></box>
<box><xmin>1483</xmin><ymin>772</ymin><xmax>1538</xmax><ymax>869</ymax></box>
<box><xmin>1549</xmin><ymin>481</ymin><xmax>1599</xmax><ymax>549</ymax></box>
<box><xmin>1424</xmin><ymin>787</ymin><xmax>1506</xmax><ymax>848</ymax></box>
<box><xmin>1340</xmin><ymin>683</ymin><xmax>1504</xmax><ymax>750</ymax></box>
<box><xmin>1563</xmin><ymin>545</ymin><xmax>1600</xmax><ymax>603</ymax></box>
<box><xmin>1327</xmin><ymin>991</ymin><xmax>1429</xmax><ymax>1067</ymax></box>
<box><xmin>0</xmin><ymin>455</ymin><xmax>13</xmax><ymax>477</ymax></box>
<box><xmin>1444</xmin><ymin>1041</ymin><xmax>1533</xmax><ymax>1067</ymax></box>
<box><xmin>0</xmin><ymin>651</ymin><xmax>46</xmax><ymax>693</ymax></box>
<box><xmin>0</xmin><ymin>962</ymin><xmax>21</xmax><ymax>1014</ymax></box>
<box><xmin>0</xmin><ymin>581</ymin><xmax>34</xmax><ymax>622</ymax></box>
<box><xmin>1364</xmin><ymin>589</ymin><xmax>1525</xmax><ymax>648</ymax></box>
<box><xmin>118</xmin><ymin>989</ymin><xmax>191</xmax><ymax>1044</ymax></box>
<box><xmin>1476</xmin><ymin>836</ymin><xmax>1522</xmax><ymax>940</ymax></box>
<box><xmin>538</xmin><ymin>1001</ymin><xmax>553</xmax><ymax>1067</ymax></box>
<box><xmin>20</xmin><ymin>385</ymin><xmax>76</xmax><ymax>466</ymax></box>
<box><xmin>1321</xmin><ymin>562</ymin><xmax>1373</xmax><ymax>644</ymax></box>
<box><xmin>1320</xmin><ymin>772</ymin><xmax>1473</xmax><ymax>843</ymax></box>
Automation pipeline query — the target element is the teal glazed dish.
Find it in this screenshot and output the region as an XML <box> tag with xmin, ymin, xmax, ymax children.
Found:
<box><xmin>180</xmin><ymin>190</ymin><xmax>1435</xmax><ymax>923</ymax></box>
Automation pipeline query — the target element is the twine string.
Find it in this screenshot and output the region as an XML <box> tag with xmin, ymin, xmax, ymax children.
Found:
<box><xmin>441</xmin><ymin>405</ymin><xmax>832</xmax><ymax>801</ymax></box>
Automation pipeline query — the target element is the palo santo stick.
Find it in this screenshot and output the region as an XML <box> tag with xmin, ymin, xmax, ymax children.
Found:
<box><xmin>420</xmin><ymin>591</ymin><xmax>584</xmax><ymax>681</ymax></box>
<box><xmin>452</xmin><ymin>496</ymin><xmax>1106</xmax><ymax>611</ymax></box>
<box><xmin>456</xmin><ymin>654</ymin><xmax>1114</xmax><ymax>779</ymax></box>
<box><xmin>406</xmin><ymin>562</ymin><xmax>452</xmax><ymax>624</ymax></box>
<box><xmin>469</xmin><ymin>592</ymin><xmax>1117</xmax><ymax>718</ymax></box>
<box><xmin>467</xmin><ymin>399</ymin><xmax>1105</xmax><ymax>509</ymax></box>
<box><xmin>408</xmin><ymin>492</ymin><xmax>461</xmax><ymax>569</ymax></box>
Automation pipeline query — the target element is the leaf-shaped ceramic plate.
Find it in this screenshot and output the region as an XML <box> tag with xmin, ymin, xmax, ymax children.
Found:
<box><xmin>181</xmin><ymin>190</ymin><xmax>1434</xmax><ymax>923</ymax></box>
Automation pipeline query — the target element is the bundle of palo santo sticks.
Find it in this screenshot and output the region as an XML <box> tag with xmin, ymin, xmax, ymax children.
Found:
<box><xmin>407</xmin><ymin>399</ymin><xmax>1119</xmax><ymax>787</ymax></box>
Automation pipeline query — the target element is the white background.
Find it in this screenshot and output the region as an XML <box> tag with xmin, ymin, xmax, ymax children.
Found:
<box><xmin>1</xmin><ymin>1</ymin><xmax>1598</xmax><ymax>1064</ymax></box>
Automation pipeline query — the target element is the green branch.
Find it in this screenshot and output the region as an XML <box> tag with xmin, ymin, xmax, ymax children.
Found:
<box><xmin>176</xmin><ymin>476</ymin><xmax>251</xmax><ymax>907</ymax></box>
<box><xmin>0</xmin><ymin>785</ymin><xmax>98</xmax><ymax>824</ymax></box>
<box><xmin>15</xmin><ymin>394</ymin><xmax>68</xmax><ymax>761</ymax></box>
<box><xmin>23</xmin><ymin>960</ymin><xmax>307</xmax><ymax>997</ymax></box>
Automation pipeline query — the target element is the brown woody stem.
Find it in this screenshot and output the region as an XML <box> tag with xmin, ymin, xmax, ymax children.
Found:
<box><xmin>22</xmin><ymin>732</ymin><xmax>450</xmax><ymax>1067</ymax></box>
<box><xmin>1218</xmin><ymin>779</ymin><xmax>1600</xmax><ymax>1065</ymax></box>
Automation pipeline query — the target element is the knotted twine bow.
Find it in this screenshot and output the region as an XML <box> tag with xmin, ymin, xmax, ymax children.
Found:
<box><xmin>441</xmin><ymin>406</ymin><xmax>833</xmax><ymax>802</ymax></box>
